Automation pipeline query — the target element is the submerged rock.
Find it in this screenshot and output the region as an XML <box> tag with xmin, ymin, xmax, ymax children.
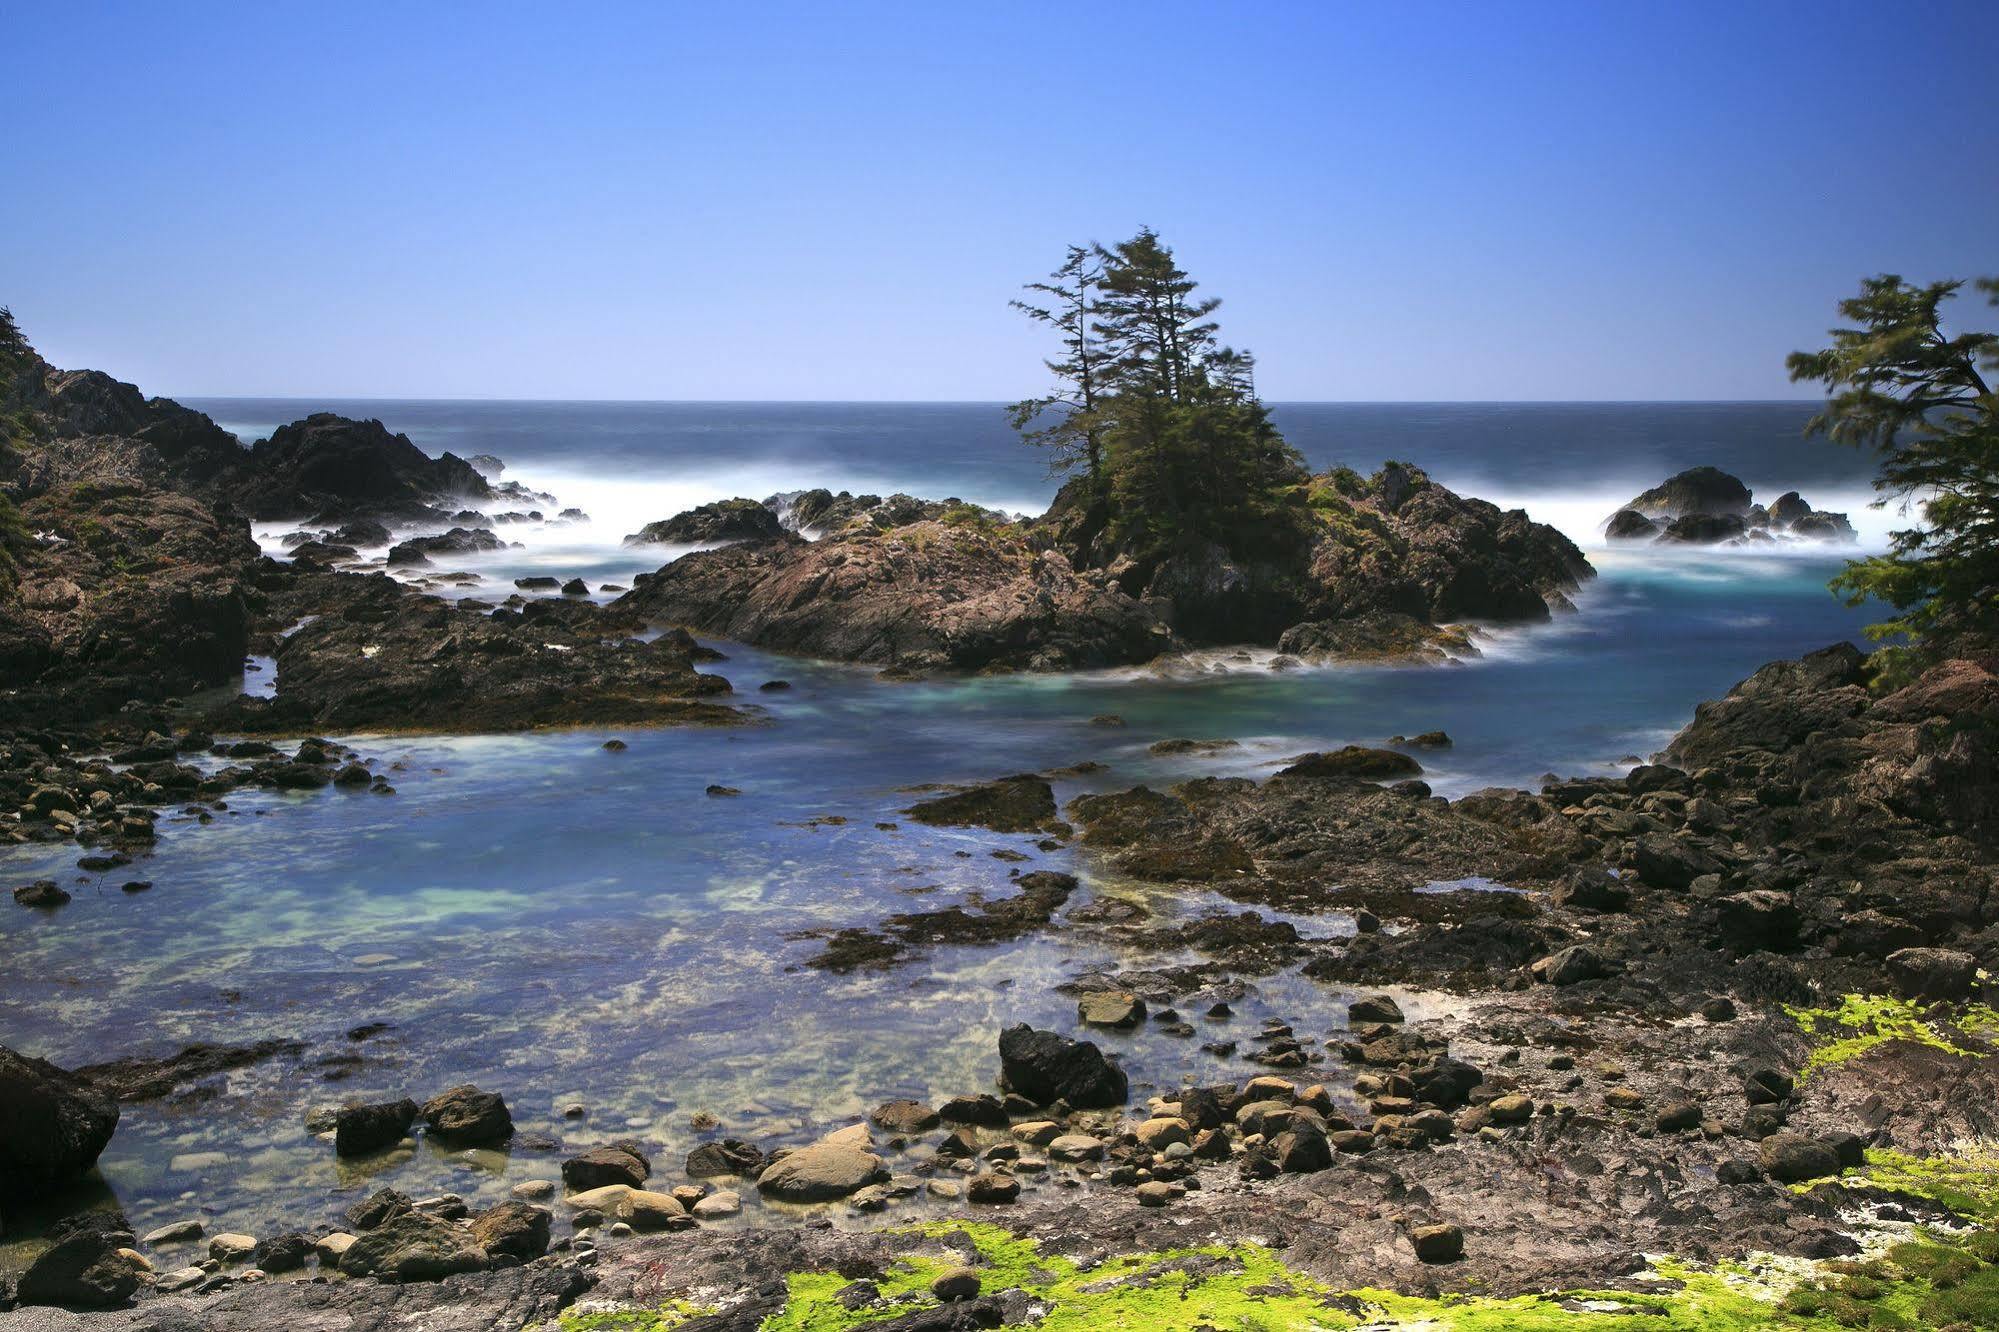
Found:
<box><xmin>903</xmin><ymin>775</ymin><xmax>1059</xmax><ymax>833</ymax></box>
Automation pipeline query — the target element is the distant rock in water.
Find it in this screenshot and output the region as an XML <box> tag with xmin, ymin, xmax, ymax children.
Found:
<box><xmin>626</xmin><ymin>497</ymin><xmax>786</xmax><ymax>545</ymax></box>
<box><xmin>386</xmin><ymin>527</ymin><xmax>508</xmax><ymax>567</ymax></box>
<box><xmin>618</xmin><ymin>466</ymin><xmax>1589</xmax><ymax>674</ymax></box>
<box><xmin>1605</xmin><ymin>467</ymin><xmax>1854</xmax><ymax>546</ymax></box>
<box><xmin>1623</xmin><ymin>466</ymin><xmax>1754</xmax><ymax>519</ymax></box>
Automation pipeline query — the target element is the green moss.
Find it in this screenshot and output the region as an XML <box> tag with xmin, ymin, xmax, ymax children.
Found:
<box><xmin>1784</xmin><ymin>994</ymin><xmax>1990</xmax><ymax>1079</ymax></box>
<box><xmin>556</xmin><ymin>1220</ymin><xmax>1999</xmax><ymax>1331</ymax></box>
<box><xmin>1829</xmin><ymin>1147</ymin><xmax>1999</xmax><ymax>1225</ymax></box>
<box><xmin>558</xmin><ymin>1298</ymin><xmax>715</xmax><ymax>1331</ymax></box>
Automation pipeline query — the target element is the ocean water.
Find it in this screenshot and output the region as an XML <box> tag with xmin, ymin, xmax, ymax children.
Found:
<box><xmin>0</xmin><ymin>401</ymin><xmax>1888</xmax><ymax>1259</ymax></box>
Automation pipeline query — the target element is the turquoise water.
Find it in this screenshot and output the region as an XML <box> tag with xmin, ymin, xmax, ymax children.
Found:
<box><xmin>0</xmin><ymin>401</ymin><xmax>1883</xmax><ymax>1255</ymax></box>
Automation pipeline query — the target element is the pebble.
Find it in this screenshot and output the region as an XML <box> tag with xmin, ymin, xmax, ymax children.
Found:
<box><xmin>511</xmin><ymin>1180</ymin><xmax>557</xmax><ymax>1201</ymax></box>
<box><xmin>143</xmin><ymin>1220</ymin><xmax>205</xmax><ymax>1246</ymax></box>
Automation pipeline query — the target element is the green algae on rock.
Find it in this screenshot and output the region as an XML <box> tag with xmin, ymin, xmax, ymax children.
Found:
<box><xmin>551</xmin><ymin>1219</ymin><xmax>1999</xmax><ymax>1331</ymax></box>
<box><xmin>1785</xmin><ymin>994</ymin><xmax>1994</xmax><ymax>1081</ymax></box>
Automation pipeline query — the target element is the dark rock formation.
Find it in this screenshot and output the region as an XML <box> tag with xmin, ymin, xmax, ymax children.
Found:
<box><xmin>902</xmin><ymin>775</ymin><xmax>1059</xmax><ymax>832</ymax></box>
<box><xmin>224</xmin><ymin>413</ymin><xmax>492</xmax><ymax>523</ymax></box>
<box><xmin>997</xmin><ymin>1024</ymin><xmax>1128</xmax><ymax>1108</ymax></box>
<box><xmin>626</xmin><ymin>498</ymin><xmax>785</xmax><ymax>545</ymax></box>
<box><xmin>1623</xmin><ymin>466</ymin><xmax>1754</xmax><ymax>519</ymax></box>
<box><xmin>0</xmin><ymin>1045</ymin><xmax>120</xmax><ymax>1204</ymax></box>
<box><xmin>1607</xmin><ymin>468</ymin><xmax>1854</xmax><ymax>546</ymax></box>
<box><xmin>208</xmin><ymin>570</ymin><xmax>738</xmax><ymax>733</ymax></box>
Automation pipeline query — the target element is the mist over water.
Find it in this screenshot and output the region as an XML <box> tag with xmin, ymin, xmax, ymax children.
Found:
<box><xmin>0</xmin><ymin>399</ymin><xmax>1890</xmax><ymax>1256</ymax></box>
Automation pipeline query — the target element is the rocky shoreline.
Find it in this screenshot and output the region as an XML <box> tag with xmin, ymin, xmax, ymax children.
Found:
<box><xmin>6</xmin><ymin>333</ymin><xmax>1999</xmax><ymax>1329</ymax></box>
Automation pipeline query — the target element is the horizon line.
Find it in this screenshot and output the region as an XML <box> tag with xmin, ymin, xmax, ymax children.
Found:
<box><xmin>173</xmin><ymin>394</ymin><xmax>1832</xmax><ymax>408</ymax></box>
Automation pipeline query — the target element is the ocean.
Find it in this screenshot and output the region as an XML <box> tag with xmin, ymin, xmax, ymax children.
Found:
<box><xmin>0</xmin><ymin>399</ymin><xmax>1892</xmax><ymax>1254</ymax></box>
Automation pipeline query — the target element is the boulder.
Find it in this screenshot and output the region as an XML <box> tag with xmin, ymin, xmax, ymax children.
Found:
<box><xmin>421</xmin><ymin>1085</ymin><xmax>514</xmax><ymax>1146</ymax></box>
<box><xmin>903</xmin><ymin>776</ymin><xmax>1058</xmax><ymax>833</ymax></box>
<box><xmin>1604</xmin><ymin>509</ymin><xmax>1660</xmax><ymax>541</ymax></box>
<box><xmin>1659</xmin><ymin>513</ymin><xmax>1746</xmax><ymax>544</ymax></box>
<box><xmin>1411</xmin><ymin>1222</ymin><xmax>1465</xmax><ymax>1263</ymax></box>
<box><xmin>998</xmin><ymin>1025</ymin><xmax>1128</xmax><ymax>1108</ymax></box>
<box><xmin>336</xmin><ymin>1211</ymin><xmax>490</xmax><ymax>1281</ymax></box>
<box><xmin>1759</xmin><ymin>1132</ymin><xmax>1840</xmax><ymax>1184</ymax></box>
<box><xmin>1277</xmin><ymin>746</ymin><xmax>1422</xmax><ymax>781</ymax></box>
<box><xmin>1622</xmin><ymin>467</ymin><xmax>1753</xmax><ymax>519</ymax></box>
<box><xmin>469</xmin><ymin>1201</ymin><xmax>550</xmax><ymax>1261</ymax></box>
<box><xmin>1076</xmin><ymin>991</ymin><xmax>1146</xmax><ymax>1028</ymax></box>
<box><xmin>1347</xmin><ymin>994</ymin><xmax>1404</xmax><ymax>1024</ymax></box>
<box><xmin>334</xmin><ymin>1098</ymin><xmax>418</xmax><ymax>1157</ymax></box>
<box><xmin>1714</xmin><ymin>890</ymin><xmax>1800</xmax><ymax>952</ymax></box>
<box><xmin>868</xmin><ymin>1099</ymin><xmax>941</xmax><ymax>1135</ymax></box>
<box><xmin>0</xmin><ymin>1045</ymin><xmax>120</xmax><ymax>1201</ymax></box>
<box><xmin>686</xmin><ymin>1137</ymin><xmax>765</xmax><ymax>1178</ymax></box>
<box><xmin>16</xmin><ymin>1232</ymin><xmax>142</xmax><ymax>1308</ymax></box>
<box><xmin>563</xmin><ymin>1144</ymin><xmax>650</xmax><ymax>1191</ymax></box>
<box><xmin>228</xmin><ymin>414</ymin><xmax>493</xmax><ymax>523</ymax></box>
<box><xmin>1530</xmin><ymin>945</ymin><xmax>1608</xmax><ymax>986</ymax></box>
<box><xmin>755</xmin><ymin>1143</ymin><xmax>887</xmax><ymax>1202</ymax></box>
<box><xmin>1886</xmin><ymin>947</ymin><xmax>1978</xmax><ymax>1001</ymax></box>
<box><xmin>1634</xmin><ymin>834</ymin><xmax>1720</xmax><ymax>891</ymax></box>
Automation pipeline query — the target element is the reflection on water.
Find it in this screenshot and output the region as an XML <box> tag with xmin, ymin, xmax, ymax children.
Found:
<box><xmin>0</xmin><ymin>553</ymin><xmax>1874</xmax><ymax>1260</ymax></box>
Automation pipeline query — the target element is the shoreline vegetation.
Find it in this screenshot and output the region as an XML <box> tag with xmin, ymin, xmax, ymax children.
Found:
<box><xmin>1</xmin><ymin>259</ymin><xmax>1997</xmax><ymax>1329</ymax></box>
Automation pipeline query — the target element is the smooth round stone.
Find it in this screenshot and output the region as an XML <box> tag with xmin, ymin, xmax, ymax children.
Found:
<box><xmin>692</xmin><ymin>1190</ymin><xmax>741</xmax><ymax>1218</ymax></box>
<box><xmin>511</xmin><ymin>1180</ymin><xmax>557</xmax><ymax>1201</ymax></box>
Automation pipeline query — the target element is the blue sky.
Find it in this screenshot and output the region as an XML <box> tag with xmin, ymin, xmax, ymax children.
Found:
<box><xmin>4</xmin><ymin>1</ymin><xmax>1994</xmax><ymax>400</ymax></box>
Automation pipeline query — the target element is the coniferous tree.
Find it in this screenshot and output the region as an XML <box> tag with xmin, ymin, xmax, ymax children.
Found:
<box><xmin>0</xmin><ymin>307</ymin><xmax>32</xmax><ymax>582</ymax></box>
<box><xmin>1789</xmin><ymin>275</ymin><xmax>1999</xmax><ymax>680</ymax></box>
<box><xmin>1012</xmin><ymin>230</ymin><xmax>1308</xmax><ymax>576</ymax></box>
<box><xmin>1007</xmin><ymin>246</ymin><xmax>1108</xmax><ymax>480</ymax></box>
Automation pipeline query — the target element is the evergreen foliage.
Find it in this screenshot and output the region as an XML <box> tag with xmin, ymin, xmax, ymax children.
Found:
<box><xmin>1789</xmin><ymin>276</ymin><xmax>1999</xmax><ymax>681</ymax></box>
<box><xmin>1010</xmin><ymin>229</ymin><xmax>1310</xmax><ymax>567</ymax></box>
<box><xmin>0</xmin><ymin>307</ymin><xmax>35</xmax><ymax>583</ymax></box>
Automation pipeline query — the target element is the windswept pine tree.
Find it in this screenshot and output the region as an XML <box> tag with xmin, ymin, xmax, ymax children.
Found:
<box><xmin>1789</xmin><ymin>275</ymin><xmax>1999</xmax><ymax>681</ymax></box>
<box><xmin>1007</xmin><ymin>246</ymin><xmax>1108</xmax><ymax>480</ymax></box>
<box><xmin>1010</xmin><ymin>230</ymin><xmax>1313</xmax><ymax>638</ymax></box>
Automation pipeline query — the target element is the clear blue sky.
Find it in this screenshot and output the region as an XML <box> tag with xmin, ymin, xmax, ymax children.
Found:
<box><xmin>4</xmin><ymin>1</ymin><xmax>1994</xmax><ymax>401</ymax></box>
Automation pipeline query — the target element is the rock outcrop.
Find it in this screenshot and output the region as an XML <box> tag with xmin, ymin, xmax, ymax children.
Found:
<box><xmin>221</xmin><ymin>413</ymin><xmax>493</xmax><ymax>524</ymax></box>
<box><xmin>626</xmin><ymin>498</ymin><xmax>785</xmax><ymax>545</ymax></box>
<box><xmin>0</xmin><ymin>1045</ymin><xmax>121</xmax><ymax>1204</ymax></box>
<box><xmin>1605</xmin><ymin>467</ymin><xmax>1856</xmax><ymax>545</ymax></box>
<box><xmin>210</xmin><ymin>570</ymin><xmax>738</xmax><ymax>733</ymax></box>
<box><xmin>617</xmin><ymin>522</ymin><xmax>1173</xmax><ymax>672</ymax></box>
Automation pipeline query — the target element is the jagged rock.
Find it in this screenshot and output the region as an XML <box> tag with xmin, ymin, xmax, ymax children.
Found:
<box><xmin>335</xmin><ymin>1098</ymin><xmax>418</xmax><ymax>1157</ymax></box>
<box><xmin>904</xmin><ymin>776</ymin><xmax>1058</xmax><ymax>833</ymax></box>
<box><xmin>997</xmin><ymin>1024</ymin><xmax>1128</xmax><ymax>1108</ymax></box>
<box><xmin>225</xmin><ymin>413</ymin><xmax>493</xmax><ymax>523</ymax></box>
<box><xmin>421</xmin><ymin>1085</ymin><xmax>514</xmax><ymax>1146</ymax></box>
<box><xmin>0</xmin><ymin>1045</ymin><xmax>120</xmax><ymax>1201</ymax></box>
<box><xmin>625</xmin><ymin>498</ymin><xmax>784</xmax><ymax>545</ymax></box>
<box><xmin>336</xmin><ymin>1211</ymin><xmax>490</xmax><ymax>1281</ymax></box>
